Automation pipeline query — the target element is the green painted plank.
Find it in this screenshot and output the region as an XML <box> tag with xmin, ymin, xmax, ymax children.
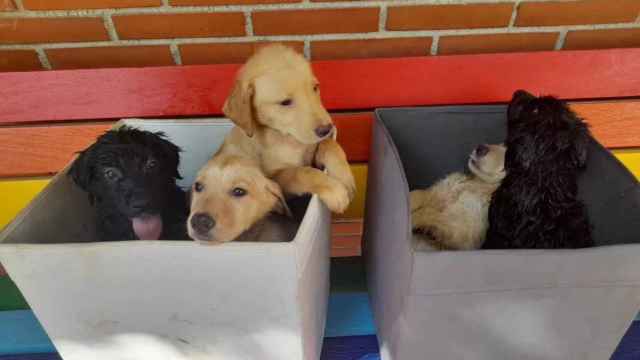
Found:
<box><xmin>331</xmin><ymin>256</ymin><xmax>366</xmax><ymax>293</ymax></box>
<box><xmin>0</xmin><ymin>277</ymin><xmax>29</xmax><ymax>311</ymax></box>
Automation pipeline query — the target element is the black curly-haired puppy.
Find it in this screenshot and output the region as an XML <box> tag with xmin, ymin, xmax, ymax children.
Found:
<box><xmin>68</xmin><ymin>126</ymin><xmax>189</xmax><ymax>241</ymax></box>
<box><xmin>483</xmin><ymin>90</ymin><xmax>594</xmax><ymax>249</ymax></box>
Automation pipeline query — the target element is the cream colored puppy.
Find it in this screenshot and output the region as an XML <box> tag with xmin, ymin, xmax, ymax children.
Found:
<box><xmin>220</xmin><ymin>44</ymin><xmax>356</xmax><ymax>213</ymax></box>
<box><xmin>188</xmin><ymin>154</ymin><xmax>296</xmax><ymax>244</ymax></box>
<box><xmin>410</xmin><ymin>144</ymin><xmax>506</xmax><ymax>251</ymax></box>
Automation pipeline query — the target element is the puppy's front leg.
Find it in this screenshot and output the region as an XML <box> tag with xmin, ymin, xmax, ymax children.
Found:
<box><xmin>314</xmin><ymin>138</ymin><xmax>356</xmax><ymax>201</ymax></box>
<box><xmin>274</xmin><ymin>166</ymin><xmax>350</xmax><ymax>213</ymax></box>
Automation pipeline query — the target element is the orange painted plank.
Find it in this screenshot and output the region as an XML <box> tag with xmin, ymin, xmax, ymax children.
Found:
<box><xmin>1</xmin><ymin>49</ymin><xmax>639</xmax><ymax>124</ymax></box>
<box><xmin>0</xmin><ymin>115</ymin><xmax>370</xmax><ymax>177</ymax></box>
<box><xmin>0</xmin><ymin>123</ymin><xmax>113</xmax><ymax>178</ymax></box>
<box><xmin>573</xmin><ymin>101</ymin><xmax>640</xmax><ymax>149</ymax></box>
<box><xmin>0</xmin><ymin>100</ymin><xmax>637</xmax><ymax>178</ymax></box>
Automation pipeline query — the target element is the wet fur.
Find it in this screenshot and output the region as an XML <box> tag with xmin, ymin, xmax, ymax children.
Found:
<box><xmin>68</xmin><ymin>126</ymin><xmax>189</xmax><ymax>241</ymax></box>
<box><xmin>483</xmin><ymin>90</ymin><xmax>593</xmax><ymax>249</ymax></box>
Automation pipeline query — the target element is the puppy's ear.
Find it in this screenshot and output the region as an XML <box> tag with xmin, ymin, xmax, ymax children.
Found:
<box><xmin>266</xmin><ymin>179</ymin><xmax>292</xmax><ymax>218</ymax></box>
<box><xmin>508</xmin><ymin>89</ymin><xmax>535</xmax><ymax>121</ymax></box>
<box><xmin>151</xmin><ymin>133</ymin><xmax>183</xmax><ymax>180</ymax></box>
<box><xmin>223</xmin><ymin>80</ymin><xmax>256</xmax><ymax>137</ymax></box>
<box><xmin>68</xmin><ymin>148</ymin><xmax>93</xmax><ymax>191</ymax></box>
<box><xmin>570</xmin><ymin>121</ymin><xmax>591</xmax><ymax>168</ymax></box>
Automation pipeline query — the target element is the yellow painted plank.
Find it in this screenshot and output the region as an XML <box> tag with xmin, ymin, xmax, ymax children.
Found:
<box><xmin>613</xmin><ymin>149</ymin><xmax>640</xmax><ymax>181</ymax></box>
<box><xmin>341</xmin><ymin>164</ymin><xmax>368</xmax><ymax>219</ymax></box>
<box><xmin>0</xmin><ymin>153</ymin><xmax>637</xmax><ymax>230</ymax></box>
<box><xmin>0</xmin><ymin>179</ymin><xmax>49</xmax><ymax>230</ymax></box>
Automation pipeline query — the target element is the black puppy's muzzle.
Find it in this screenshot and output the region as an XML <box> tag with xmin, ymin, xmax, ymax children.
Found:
<box><xmin>191</xmin><ymin>213</ymin><xmax>215</xmax><ymax>235</ymax></box>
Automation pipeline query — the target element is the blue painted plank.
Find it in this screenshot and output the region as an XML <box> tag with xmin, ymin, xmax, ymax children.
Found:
<box><xmin>321</xmin><ymin>335</ymin><xmax>379</xmax><ymax>360</ymax></box>
<box><xmin>0</xmin><ymin>354</ymin><xmax>61</xmax><ymax>360</ymax></box>
<box><xmin>612</xmin><ymin>321</ymin><xmax>640</xmax><ymax>360</ymax></box>
<box><xmin>325</xmin><ymin>292</ymin><xmax>376</xmax><ymax>338</ymax></box>
<box><xmin>0</xmin><ymin>310</ymin><xmax>55</xmax><ymax>355</ymax></box>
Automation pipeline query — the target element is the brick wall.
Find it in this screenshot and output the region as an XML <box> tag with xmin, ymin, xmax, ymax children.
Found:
<box><xmin>0</xmin><ymin>0</ymin><xmax>639</xmax><ymax>72</ymax></box>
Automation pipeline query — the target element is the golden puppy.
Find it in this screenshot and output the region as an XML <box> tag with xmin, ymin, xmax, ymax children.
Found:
<box><xmin>220</xmin><ymin>44</ymin><xmax>356</xmax><ymax>213</ymax></box>
<box><xmin>410</xmin><ymin>144</ymin><xmax>506</xmax><ymax>251</ymax></box>
<box><xmin>188</xmin><ymin>154</ymin><xmax>297</xmax><ymax>244</ymax></box>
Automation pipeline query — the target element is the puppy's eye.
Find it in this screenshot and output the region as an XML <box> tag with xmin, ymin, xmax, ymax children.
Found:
<box><xmin>194</xmin><ymin>182</ymin><xmax>204</xmax><ymax>193</ymax></box>
<box><xmin>230</xmin><ymin>187</ymin><xmax>247</xmax><ymax>197</ymax></box>
<box><xmin>280</xmin><ymin>99</ymin><xmax>293</xmax><ymax>106</ymax></box>
<box><xmin>104</xmin><ymin>168</ymin><xmax>121</xmax><ymax>181</ymax></box>
<box><xmin>145</xmin><ymin>159</ymin><xmax>158</xmax><ymax>170</ymax></box>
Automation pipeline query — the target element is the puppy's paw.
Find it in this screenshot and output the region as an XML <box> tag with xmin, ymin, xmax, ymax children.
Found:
<box><xmin>319</xmin><ymin>179</ymin><xmax>351</xmax><ymax>214</ymax></box>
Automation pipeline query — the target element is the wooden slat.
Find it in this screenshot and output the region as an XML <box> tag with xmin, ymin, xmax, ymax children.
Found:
<box><xmin>334</xmin><ymin>113</ymin><xmax>373</xmax><ymax>163</ymax></box>
<box><xmin>0</xmin><ymin>123</ymin><xmax>113</xmax><ymax>178</ymax></box>
<box><xmin>573</xmin><ymin>101</ymin><xmax>640</xmax><ymax>149</ymax></box>
<box><xmin>1</xmin><ymin>49</ymin><xmax>639</xmax><ymax>124</ymax></box>
<box><xmin>2</xmin><ymin>100</ymin><xmax>638</xmax><ymax>178</ymax></box>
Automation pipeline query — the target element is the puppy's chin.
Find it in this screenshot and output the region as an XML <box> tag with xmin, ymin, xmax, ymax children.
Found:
<box><xmin>188</xmin><ymin>229</ymin><xmax>237</xmax><ymax>245</ymax></box>
<box><xmin>468</xmin><ymin>158</ymin><xmax>503</xmax><ymax>184</ymax></box>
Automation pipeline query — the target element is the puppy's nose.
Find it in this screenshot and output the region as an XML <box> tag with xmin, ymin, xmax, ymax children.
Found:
<box><xmin>130</xmin><ymin>198</ymin><xmax>150</xmax><ymax>210</ymax></box>
<box><xmin>191</xmin><ymin>213</ymin><xmax>215</xmax><ymax>234</ymax></box>
<box><xmin>475</xmin><ymin>144</ymin><xmax>489</xmax><ymax>157</ymax></box>
<box><xmin>314</xmin><ymin>124</ymin><xmax>334</xmax><ymax>138</ymax></box>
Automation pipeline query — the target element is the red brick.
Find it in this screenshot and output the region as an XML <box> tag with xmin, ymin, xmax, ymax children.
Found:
<box><xmin>1</xmin><ymin>0</ymin><xmax>16</xmax><ymax>11</ymax></box>
<box><xmin>47</xmin><ymin>46</ymin><xmax>174</xmax><ymax>70</ymax></box>
<box><xmin>438</xmin><ymin>33</ymin><xmax>558</xmax><ymax>55</ymax></box>
<box><xmin>0</xmin><ymin>50</ymin><xmax>42</xmax><ymax>72</ymax></box>
<box><xmin>311</xmin><ymin>37</ymin><xmax>432</xmax><ymax>60</ymax></box>
<box><xmin>516</xmin><ymin>0</ymin><xmax>640</xmax><ymax>27</ymax></box>
<box><xmin>171</xmin><ymin>0</ymin><xmax>298</xmax><ymax>5</ymax></box>
<box><xmin>0</xmin><ymin>18</ymin><xmax>109</xmax><ymax>44</ymax></box>
<box><xmin>253</xmin><ymin>8</ymin><xmax>379</xmax><ymax>36</ymax></box>
<box><xmin>387</xmin><ymin>3</ymin><xmax>514</xmax><ymax>31</ymax></box>
<box><xmin>113</xmin><ymin>13</ymin><xmax>245</xmax><ymax>40</ymax></box>
<box><xmin>22</xmin><ymin>0</ymin><xmax>160</xmax><ymax>10</ymax></box>
<box><xmin>564</xmin><ymin>28</ymin><xmax>640</xmax><ymax>50</ymax></box>
<box><xmin>180</xmin><ymin>41</ymin><xmax>304</xmax><ymax>65</ymax></box>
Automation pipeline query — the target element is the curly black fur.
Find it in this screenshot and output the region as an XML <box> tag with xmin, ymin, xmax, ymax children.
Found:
<box><xmin>68</xmin><ymin>126</ymin><xmax>189</xmax><ymax>241</ymax></box>
<box><xmin>483</xmin><ymin>90</ymin><xmax>594</xmax><ymax>249</ymax></box>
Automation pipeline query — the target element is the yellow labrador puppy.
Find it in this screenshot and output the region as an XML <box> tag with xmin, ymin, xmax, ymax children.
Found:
<box><xmin>410</xmin><ymin>144</ymin><xmax>506</xmax><ymax>250</ymax></box>
<box><xmin>188</xmin><ymin>154</ymin><xmax>297</xmax><ymax>244</ymax></box>
<box><xmin>220</xmin><ymin>44</ymin><xmax>356</xmax><ymax>213</ymax></box>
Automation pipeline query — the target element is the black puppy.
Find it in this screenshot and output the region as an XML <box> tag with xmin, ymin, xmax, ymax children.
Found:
<box><xmin>68</xmin><ymin>126</ymin><xmax>189</xmax><ymax>241</ymax></box>
<box><xmin>483</xmin><ymin>90</ymin><xmax>594</xmax><ymax>249</ymax></box>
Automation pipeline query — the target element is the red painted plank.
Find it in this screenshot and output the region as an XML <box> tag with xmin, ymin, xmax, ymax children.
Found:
<box><xmin>0</xmin><ymin>48</ymin><xmax>639</xmax><ymax>124</ymax></box>
<box><xmin>334</xmin><ymin>113</ymin><xmax>373</xmax><ymax>163</ymax></box>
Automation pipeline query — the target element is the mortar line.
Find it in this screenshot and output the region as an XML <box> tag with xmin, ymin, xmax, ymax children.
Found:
<box><xmin>554</xmin><ymin>29</ymin><xmax>568</xmax><ymax>50</ymax></box>
<box><xmin>244</xmin><ymin>10</ymin><xmax>253</xmax><ymax>37</ymax></box>
<box><xmin>1</xmin><ymin>22</ymin><xmax>640</xmax><ymax>50</ymax></box>
<box><xmin>508</xmin><ymin>0</ymin><xmax>519</xmax><ymax>28</ymax></box>
<box><xmin>103</xmin><ymin>14</ymin><xmax>119</xmax><ymax>41</ymax></box>
<box><xmin>429</xmin><ymin>34</ymin><xmax>439</xmax><ymax>55</ymax></box>
<box><xmin>35</xmin><ymin>47</ymin><xmax>51</xmax><ymax>70</ymax></box>
<box><xmin>170</xmin><ymin>42</ymin><xmax>182</xmax><ymax>65</ymax></box>
<box><xmin>0</xmin><ymin>0</ymin><xmax>527</xmax><ymax>17</ymax></box>
<box><xmin>11</xmin><ymin>0</ymin><xmax>24</xmax><ymax>11</ymax></box>
<box><xmin>378</xmin><ymin>3</ymin><xmax>387</xmax><ymax>32</ymax></box>
<box><xmin>303</xmin><ymin>39</ymin><xmax>311</xmax><ymax>59</ymax></box>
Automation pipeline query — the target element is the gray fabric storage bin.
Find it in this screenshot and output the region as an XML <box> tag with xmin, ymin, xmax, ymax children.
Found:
<box><xmin>364</xmin><ymin>105</ymin><xmax>640</xmax><ymax>360</ymax></box>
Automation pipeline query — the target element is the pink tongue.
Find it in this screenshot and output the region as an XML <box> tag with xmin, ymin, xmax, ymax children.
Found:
<box><xmin>132</xmin><ymin>214</ymin><xmax>163</xmax><ymax>240</ymax></box>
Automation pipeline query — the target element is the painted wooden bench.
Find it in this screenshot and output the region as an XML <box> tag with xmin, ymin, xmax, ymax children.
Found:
<box><xmin>0</xmin><ymin>47</ymin><xmax>639</xmax><ymax>359</ymax></box>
